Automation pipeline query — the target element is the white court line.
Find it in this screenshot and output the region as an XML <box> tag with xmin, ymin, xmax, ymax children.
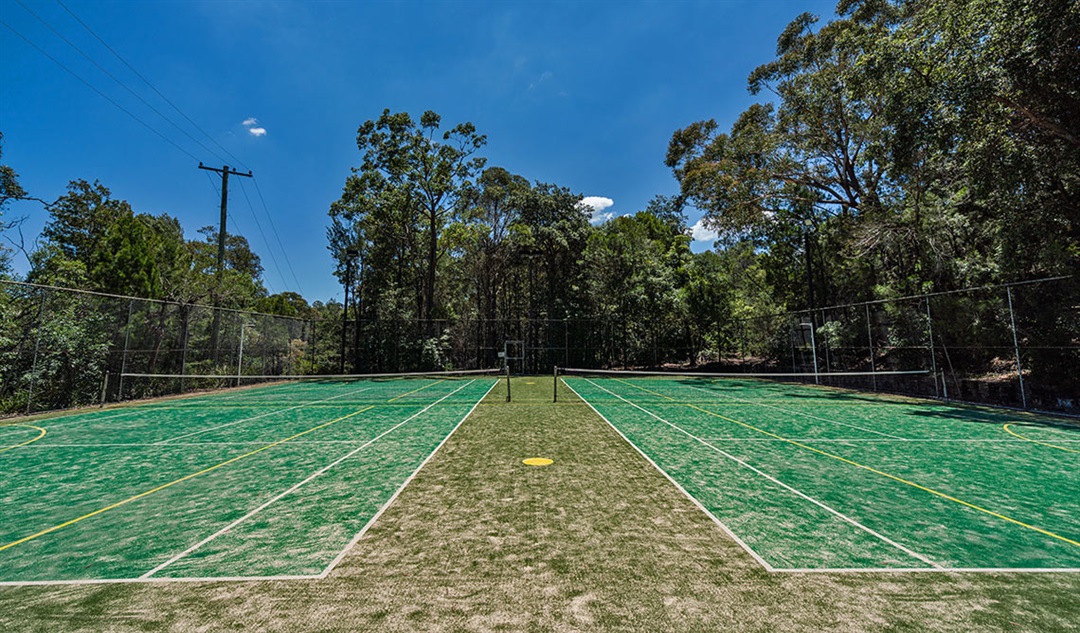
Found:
<box><xmin>773</xmin><ymin>566</ymin><xmax>1080</xmax><ymax>573</ymax></box>
<box><xmin>582</xmin><ymin>378</ymin><xmax>942</xmax><ymax>570</ymax></box>
<box><xmin>30</xmin><ymin>440</ymin><xmax>376</xmax><ymax>448</ymax></box>
<box><xmin>0</xmin><ymin>574</ymin><xmax>318</xmax><ymax>587</ymax></box>
<box><xmin>152</xmin><ymin>387</ymin><xmax>373</xmax><ymax>444</ymax></box>
<box><xmin>3</xmin><ymin>563</ymin><xmax>1075</xmax><ymax>587</ymax></box>
<box><xmin>317</xmin><ymin>378</ymin><xmax>498</xmax><ymax>578</ymax></box>
<box><xmin>562</xmin><ymin>379</ymin><xmax>776</xmax><ymax>573</ymax></box>
<box><xmin>31</xmin><ymin>407</ymin><xmax>146</xmax><ymax>430</ymax></box>
<box><xmin>697</xmin><ymin>438</ymin><xmax>1080</xmax><ymax>443</ymax></box>
<box><xmin>142</xmin><ymin>380</ymin><xmax>479</xmax><ymax>578</ymax></box>
<box><xmin>684</xmin><ymin>384</ymin><xmax>906</xmax><ymax>440</ymax></box>
<box><xmin>29</xmin><ymin>381</ymin><xmax>370</xmax><ymax>433</ymax></box>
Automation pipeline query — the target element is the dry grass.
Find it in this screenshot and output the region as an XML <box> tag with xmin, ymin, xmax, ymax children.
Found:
<box><xmin>1</xmin><ymin>378</ymin><xmax>1077</xmax><ymax>632</ymax></box>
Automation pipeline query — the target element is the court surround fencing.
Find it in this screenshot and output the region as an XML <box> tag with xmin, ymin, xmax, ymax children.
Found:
<box><xmin>3</xmin><ymin>276</ymin><xmax>1076</xmax><ymax>416</ymax></box>
<box><xmin>344</xmin><ymin>277</ymin><xmax>1076</xmax><ymax>414</ymax></box>
<box><xmin>0</xmin><ymin>280</ymin><xmax>313</xmax><ymax>415</ymax></box>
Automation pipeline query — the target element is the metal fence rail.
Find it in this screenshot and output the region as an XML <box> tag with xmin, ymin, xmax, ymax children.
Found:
<box><xmin>3</xmin><ymin>276</ymin><xmax>1075</xmax><ymax>416</ymax></box>
<box><xmin>0</xmin><ymin>280</ymin><xmax>313</xmax><ymax>415</ymax></box>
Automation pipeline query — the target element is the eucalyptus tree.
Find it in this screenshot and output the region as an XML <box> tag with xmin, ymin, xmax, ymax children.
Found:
<box><xmin>0</xmin><ymin>132</ymin><xmax>25</xmax><ymax>272</ymax></box>
<box><xmin>585</xmin><ymin>211</ymin><xmax>690</xmax><ymax>366</ymax></box>
<box><xmin>332</xmin><ymin>109</ymin><xmax>487</xmax><ymax>326</ymax></box>
<box><xmin>462</xmin><ymin>167</ymin><xmax>530</xmax><ymax>333</ymax></box>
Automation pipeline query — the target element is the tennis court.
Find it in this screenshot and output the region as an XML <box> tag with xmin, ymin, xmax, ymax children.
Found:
<box><xmin>562</xmin><ymin>370</ymin><xmax>1080</xmax><ymax>572</ymax></box>
<box><xmin>0</xmin><ymin>373</ymin><xmax>497</xmax><ymax>585</ymax></box>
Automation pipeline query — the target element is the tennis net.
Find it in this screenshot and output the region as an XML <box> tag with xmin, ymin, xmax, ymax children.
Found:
<box><xmin>553</xmin><ymin>367</ymin><xmax>934</xmax><ymax>403</ymax></box>
<box><xmin>118</xmin><ymin>368</ymin><xmax>504</xmax><ymax>405</ymax></box>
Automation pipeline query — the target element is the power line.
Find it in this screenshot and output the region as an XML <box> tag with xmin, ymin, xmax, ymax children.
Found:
<box><xmin>1</xmin><ymin>19</ymin><xmax>201</xmax><ymax>164</ymax></box>
<box><xmin>251</xmin><ymin>177</ymin><xmax>304</xmax><ymax>295</ymax></box>
<box><xmin>236</xmin><ymin>177</ymin><xmax>287</xmax><ymax>296</ymax></box>
<box><xmin>203</xmin><ymin>171</ymin><xmax>279</xmax><ymax>295</ymax></box>
<box><xmin>54</xmin><ymin>0</ymin><xmax>251</xmax><ymax>172</ymax></box>
<box><xmin>7</xmin><ymin>4</ymin><xmax>303</xmax><ymax>298</ymax></box>
<box><xmin>14</xmin><ymin>0</ymin><xmax>231</xmax><ymax>167</ymax></box>
<box><xmin>52</xmin><ymin>0</ymin><xmax>302</xmax><ymax>296</ymax></box>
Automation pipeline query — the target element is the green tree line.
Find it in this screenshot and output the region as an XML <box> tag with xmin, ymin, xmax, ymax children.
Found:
<box><xmin>1</xmin><ymin>0</ymin><xmax>1075</xmax><ymax>412</ymax></box>
<box><xmin>327</xmin><ymin>0</ymin><xmax>1076</xmax><ymax>408</ymax></box>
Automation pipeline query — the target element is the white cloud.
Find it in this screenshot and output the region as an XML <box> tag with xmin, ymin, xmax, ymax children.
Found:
<box><xmin>579</xmin><ymin>196</ymin><xmax>615</xmax><ymax>225</ymax></box>
<box><xmin>242</xmin><ymin>117</ymin><xmax>258</xmax><ymax>126</ymax></box>
<box><xmin>690</xmin><ymin>217</ymin><xmax>719</xmax><ymax>243</ymax></box>
<box><xmin>528</xmin><ymin>70</ymin><xmax>554</xmax><ymax>92</ymax></box>
<box><xmin>248</xmin><ymin>127</ymin><xmax>267</xmax><ymax>137</ymax></box>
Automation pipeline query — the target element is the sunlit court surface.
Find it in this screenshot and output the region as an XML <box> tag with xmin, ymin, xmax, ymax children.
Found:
<box><xmin>560</xmin><ymin>371</ymin><xmax>1080</xmax><ymax>573</ymax></box>
<box><xmin>1</xmin><ymin>375</ymin><xmax>1079</xmax><ymax>630</ymax></box>
<box><xmin>0</xmin><ymin>374</ymin><xmax>497</xmax><ymax>584</ymax></box>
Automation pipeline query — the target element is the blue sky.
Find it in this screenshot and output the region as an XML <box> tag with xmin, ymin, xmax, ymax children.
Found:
<box><xmin>1</xmin><ymin>0</ymin><xmax>837</xmax><ymax>303</ymax></box>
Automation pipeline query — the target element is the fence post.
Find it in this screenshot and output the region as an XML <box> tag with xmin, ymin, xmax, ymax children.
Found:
<box><xmin>180</xmin><ymin>305</ymin><xmax>190</xmax><ymax>393</ymax></box>
<box><xmin>99</xmin><ymin>371</ymin><xmax>109</xmax><ymax>407</ymax></box>
<box><xmin>1006</xmin><ymin>286</ymin><xmax>1028</xmax><ymax>409</ymax></box>
<box><xmin>925</xmin><ymin>296</ymin><xmax>940</xmax><ymax>398</ymax></box>
<box><xmin>822</xmin><ymin>309</ymin><xmax>833</xmax><ymax>376</ymax></box>
<box><xmin>790</xmin><ymin>321</ymin><xmax>798</xmax><ymax>373</ymax></box>
<box><xmin>26</xmin><ymin>290</ymin><xmax>47</xmax><ymax>415</ymax></box>
<box><xmin>865</xmin><ymin>303</ymin><xmax>877</xmax><ymax>391</ymax></box>
<box><xmin>117</xmin><ymin>299</ymin><xmax>134</xmax><ymax>401</ymax></box>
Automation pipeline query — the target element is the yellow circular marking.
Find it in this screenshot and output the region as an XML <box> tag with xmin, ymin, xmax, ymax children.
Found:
<box><xmin>523</xmin><ymin>457</ymin><xmax>554</xmax><ymax>466</ymax></box>
<box><xmin>1004</xmin><ymin>423</ymin><xmax>1079</xmax><ymax>454</ymax></box>
<box><xmin>0</xmin><ymin>424</ymin><xmax>47</xmax><ymax>454</ymax></box>
<box><xmin>525</xmin><ymin>381</ymin><xmax>536</xmax><ymax>385</ymax></box>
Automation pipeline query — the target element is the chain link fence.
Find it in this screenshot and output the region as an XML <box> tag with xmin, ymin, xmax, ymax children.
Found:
<box><xmin>0</xmin><ymin>280</ymin><xmax>313</xmax><ymax>415</ymax></box>
<box><xmin>4</xmin><ymin>276</ymin><xmax>1075</xmax><ymax>416</ymax></box>
<box><xmin>710</xmin><ymin>277</ymin><xmax>1077</xmax><ymax>414</ymax></box>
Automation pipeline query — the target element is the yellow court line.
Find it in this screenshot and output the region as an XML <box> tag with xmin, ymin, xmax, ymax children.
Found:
<box><xmin>388</xmin><ymin>379</ymin><xmax>446</xmax><ymax>402</ymax></box>
<box><xmin>611</xmin><ymin>378</ymin><xmax>1080</xmax><ymax>550</ymax></box>
<box><xmin>0</xmin><ymin>406</ymin><xmax>375</xmax><ymax>554</ymax></box>
<box><xmin>1004</xmin><ymin>423</ymin><xmax>1080</xmax><ymax>454</ymax></box>
<box><xmin>0</xmin><ymin>425</ymin><xmax>47</xmax><ymax>454</ymax></box>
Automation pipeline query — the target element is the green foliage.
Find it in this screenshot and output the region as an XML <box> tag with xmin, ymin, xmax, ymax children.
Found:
<box><xmin>668</xmin><ymin>0</ymin><xmax>1078</xmax><ymax>307</ymax></box>
<box><xmin>0</xmin><ymin>132</ymin><xmax>25</xmax><ymax>274</ymax></box>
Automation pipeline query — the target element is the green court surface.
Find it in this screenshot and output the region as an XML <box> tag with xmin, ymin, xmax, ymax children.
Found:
<box><xmin>564</xmin><ymin>376</ymin><xmax>1080</xmax><ymax>572</ymax></box>
<box><xmin>0</xmin><ymin>376</ymin><xmax>497</xmax><ymax>584</ymax></box>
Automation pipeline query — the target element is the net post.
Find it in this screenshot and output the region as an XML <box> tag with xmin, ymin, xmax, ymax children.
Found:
<box><xmin>1006</xmin><ymin>286</ymin><xmax>1028</xmax><ymax>409</ymax></box>
<box><xmin>117</xmin><ymin>299</ymin><xmax>133</xmax><ymax>401</ymax></box>
<box><xmin>864</xmin><ymin>303</ymin><xmax>877</xmax><ymax>391</ymax></box>
<box><xmin>553</xmin><ymin>365</ymin><xmax>558</xmax><ymax>403</ymax></box>
<box><xmin>505</xmin><ymin>363</ymin><xmax>511</xmax><ymax>402</ymax></box>
<box><xmin>99</xmin><ymin>371</ymin><xmax>109</xmax><ymax>408</ymax></box>
<box><xmin>925</xmin><ymin>296</ymin><xmax>939</xmax><ymax>398</ymax></box>
<box><xmin>27</xmin><ymin>290</ymin><xmax>47</xmax><ymax>416</ymax></box>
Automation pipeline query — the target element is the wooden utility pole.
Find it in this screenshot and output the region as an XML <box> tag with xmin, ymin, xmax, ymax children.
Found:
<box><xmin>198</xmin><ymin>163</ymin><xmax>252</xmax><ymax>362</ymax></box>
